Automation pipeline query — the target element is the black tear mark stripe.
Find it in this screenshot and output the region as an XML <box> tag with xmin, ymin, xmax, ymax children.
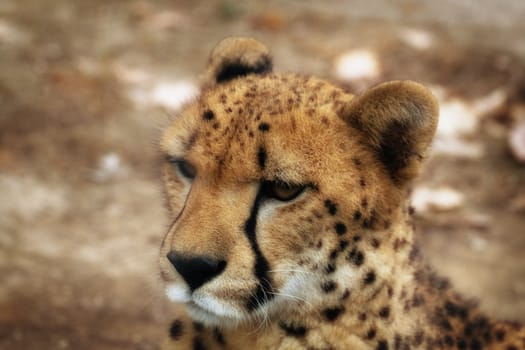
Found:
<box><xmin>244</xmin><ymin>188</ymin><xmax>274</xmax><ymax>311</ymax></box>
<box><xmin>257</xmin><ymin>146</ymin><xmax>267</xmax><ymax>169</ymax></box>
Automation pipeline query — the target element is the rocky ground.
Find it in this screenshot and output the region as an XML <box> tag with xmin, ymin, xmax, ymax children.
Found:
<box><xmin>1</xmin><ymin>1</ymin><xmax>525</xmax><ymax>349</ymax></box>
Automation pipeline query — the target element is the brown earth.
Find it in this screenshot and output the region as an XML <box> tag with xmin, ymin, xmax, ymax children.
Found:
<box><xmin>1</xmin><ymin>1</ymin><xmax>524</xmax><ymax>349</ymax></box>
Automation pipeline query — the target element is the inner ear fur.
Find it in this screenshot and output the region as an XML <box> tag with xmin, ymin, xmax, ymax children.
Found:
<box><xmin>342</xmin><ymin>81</ymin><xmax>439</xmax><ymax>186</ymax></box>
<box><xmin>201</xmin><ymin>37</ymin><xmax>273</xmax><ymax>88</ymax></box>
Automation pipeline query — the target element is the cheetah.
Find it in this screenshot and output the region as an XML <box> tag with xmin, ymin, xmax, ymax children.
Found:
<box><xmin>158</xmin><ymin>37</ymin><xmax>524</xmax><ymax>350</ymax></box>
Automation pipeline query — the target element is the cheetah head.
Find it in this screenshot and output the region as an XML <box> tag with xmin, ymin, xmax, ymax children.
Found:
<box><xmin>159</xmin><ymin>38</ymin><xmax>438</xmax><ymax>327</ymax></box>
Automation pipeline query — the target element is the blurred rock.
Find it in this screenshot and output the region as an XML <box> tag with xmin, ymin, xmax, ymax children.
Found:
<box><xmin>509</xmin><ymin>120</ymin><xmax>525</xmax><ymax>163</ymax></box>
<box><xmin>411</xmin><ymin>186</ymin><xmax>465</xmax><ymax>213</ymax></box>
<box><xmin>150</xmin><ymin>80</ymin><xmax>198</xmax><ymax>110</ymax></box>
<box><xmin>431</xmin><ymin>138</ymin><xmax>484</xmax><ymax>159</ymax></box>
<box><xmin>333</xmin><ymin>49</ymin><xmax>381</xmax><ymax>89</ymax></box>
<box><xmin>399</xmin><ymin>28</ymin><xmax>434</xmax><ymax>50</ymax></box>
<box><xmin>437</xmin><ymin>99</ymin><xmax>479</xmax><ymax>137</ymax></box>
<box><xmin>92</xmin><ymin>152</ymin><xmax>128</xmax><ymax>183</ymax></box>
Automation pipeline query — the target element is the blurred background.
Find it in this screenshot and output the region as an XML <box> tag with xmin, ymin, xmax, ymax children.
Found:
<box><xmin>1</xmin><ymin>0</ymin><xmax>525</xmax><ymax>349</ymax></box>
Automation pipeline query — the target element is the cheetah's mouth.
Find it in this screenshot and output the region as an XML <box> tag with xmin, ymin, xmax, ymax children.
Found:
<box><xmin>165</xmin><ymin>282</ymin><xmax>249</xmax><ymax>326</ymax></box>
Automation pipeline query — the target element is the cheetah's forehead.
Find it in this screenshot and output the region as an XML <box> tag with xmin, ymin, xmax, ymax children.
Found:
<box><xmin>162</xmin><ymin>73</ymin><xmax>354</xmax><ymax>182</ymax></box>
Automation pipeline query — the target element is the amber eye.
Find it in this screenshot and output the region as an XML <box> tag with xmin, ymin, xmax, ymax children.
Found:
<box><xmin>262</xmin><ymin>181</ymin><xmax>306</xmax><ymax>201</ymax></box>
<box><xmin>167</xmin><ymin>157</ymin><xmax>197</xmax><ymax>180</ymax></box>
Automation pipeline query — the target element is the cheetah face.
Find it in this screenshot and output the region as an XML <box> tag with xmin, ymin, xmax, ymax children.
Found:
<box><xmin>158</xmin><ymin>38</ymin><xmax>438</xmax><ymax>327</ymax></box>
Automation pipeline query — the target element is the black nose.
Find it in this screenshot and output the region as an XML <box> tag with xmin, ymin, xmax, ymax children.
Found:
<box><xmin>166</xmin><ymin>251</ymin><xmax>227</xmax><ymax>291</ymax></box>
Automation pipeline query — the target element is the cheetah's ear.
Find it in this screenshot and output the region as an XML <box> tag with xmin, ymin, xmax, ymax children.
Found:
<box><xmin>342</xmin><ymin>81</ymin><xmax>439</xmax><ymax>186</ymax></box>
<box><xmin>202</xmin><ymin>37</ymin><xmax>273</xmax><ymax>88</ymax></box>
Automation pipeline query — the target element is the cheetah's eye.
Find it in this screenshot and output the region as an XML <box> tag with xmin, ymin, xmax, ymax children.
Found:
<box><xmin>262</xmin><ymin>181</ymin><xmax>306</xmax><ymax>202</ymax></box>
<box><xmin>167</xmin><ymin>158</ymin><xmax>197</xmax><ymax>180</ymax></box>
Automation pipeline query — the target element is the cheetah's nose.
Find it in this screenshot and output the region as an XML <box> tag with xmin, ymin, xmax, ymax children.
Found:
<box><xmin>166</xmin><ymin>251</ymin><xmax>227</xmax><ymax>291</ymax></box>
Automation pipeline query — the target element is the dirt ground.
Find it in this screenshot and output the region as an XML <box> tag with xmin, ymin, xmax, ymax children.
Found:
<box><xmin>1</xmin><ymin>1</ymin><xmax>525</xmax><ymax>349</ymax></box>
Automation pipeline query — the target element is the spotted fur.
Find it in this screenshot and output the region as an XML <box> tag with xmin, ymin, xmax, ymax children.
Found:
<box><xmin>158</xmin><ymin>37</ymin><xmax>525</xmax><ymax>350</ymax></box>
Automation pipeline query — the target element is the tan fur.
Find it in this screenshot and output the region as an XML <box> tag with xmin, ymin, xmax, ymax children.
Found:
<box><xmin>158</xmin><ymin>37</ymin><xmax>524</xmax><ymax>350</ymax></box>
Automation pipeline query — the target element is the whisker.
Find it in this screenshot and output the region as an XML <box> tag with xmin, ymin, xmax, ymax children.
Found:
<box><xmin>268</xmin><ymin>268</ymin><xmax>315</xmax><ymax>275</ymax></box>
<box><xmin>269</xmin><ymin>291</ymin><xmax>314</xmax><ymax>309</ymax></box>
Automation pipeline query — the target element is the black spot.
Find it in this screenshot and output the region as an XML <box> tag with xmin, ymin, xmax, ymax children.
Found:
<box><xmin>321</xmin><ymin>281</ymin><xmax>337</xmax><ymax>293</ymax></box>
<box><xmin>193</xmin><ymin>337</ymin><xmax>206</xmax><ymax>350</ymax></box>
<box><xmin>457</xmin><ymin>338</ymin><xmax>467</xmax><ymax>350</ymax></box>
<box><xmin>244</xmin><ymin>188</ymin><xmax>274</xmax><ymax>311</ymax></box>
<box><xmin>435</xmin><ymin>309</ymin><xmax>453</xmax><ymax>332</ymax></box>
<box><xmin>379</xmin><ymin>306</ymin><xmax>390</xmax><ymax>318</ymax></box>
<box><xmin>412</xmin><ymin>293</ymin><xmax>424</xmax><ymax>307</ymax></box>
<box><xmin>334</xmin><ymin>222</ymin><xmax>347</xmax><ymax>235</ymax></box>
<box><xmin>444</xmin><ymin>335</ymin><xmax>454</xmax><ymax>347</ymax></box>
<box><xmin>367</xmin><ymin>328</ymin><xmax>377</xmax><ymax>339</ymax></box>
<box><xmin>257</xmin><ymin>146</ymin><xmax>267</xmax><ymax>169</ymax></box>
<box><xmin>186</xmin><ymin>132</ymin><xmax>198</xmax><ymax>149</ymax></box>
<box><xmin>216</xmin><ymin>56</ymin><xmax>272</xmax><ymax>84</ymax></box>
<box><xmin>359</xmin><ymin>313</ymin><xmax>367</xmax><ymax>321</ymax></box>
<box><xmin>213</xmin><ymin>328</ymin><xmax>225</xmax><ymax>345</ymax></box>
<box><xmin>258</xmin><ymin>123</ymin><xmax>270</xmax><ymax>132</ymax></box>
<box><xmin>339</xmin><ymin>240</ymin><xmax>349</xmax><ymax>251</ymax></box>
<box><xmin>353</xmin><ymin>211</ymin><xmax>362</xmax><ymax>221</ymax></box>
<box><xmin>364</xmin><ymin>271</ymin><xmax>376</xmax><ymax>285</ymax></box>
<box><xmin>495</xmin><ymin>329</ymin><xmax>505</xmax><ymax>342</ymax></box>
<box><xmin>445</xmin><ymin>301</ymin><xmax>462</xmax><ymax>318</ymax></box>
<box><xmin>470</xmin><ymin>338</ymin><xmax>482</xmax><ymax>350</ymax></box>
<box><xmin>506</xmin><ymin>346</ymin><xmax>518</xmax><ymax>350</ymax></box>
<box><xmin>394</xmin><ymin>335</ymin><xmax>403</xmax><ymax>350</ymax></box>
<box><xmin>371</xmin><ymin>238</ymin><xmax>381</xmax><ymax>248</ymax></box>
<box><xmin>324</xmin><ymin>200</ymin><xmax>338</xmax><ymax>215</ymax></box>
<box><xmin>414</xmin><ymin>331</ymin><xmax>424</xmax><ymax>346</ymax></box>
<box><xmin>193</xmin><ymin>322</ymin><xmax>204</xmax><ymax>332</ymax></box>
<box><xmin>482</xmin><ymin>331</ymin><xmax>492</xmax><ymax>343</ymax></box>
<box><xmin>325</xmin><ymin>262</ymin><xmax>336</xmax><ymax>274</ymax></box>
<box><xmin>353</xmin><ymin>235</ymin><xmax>362</xmax><ymax>242</ymax></box>
<box><xmin>279</xmin><ymin>322</ymin><xmax>307</xmax><ymax>337</ymax></box>
<box><xmin>329</xmin><ymin>248</ymin><xmax>339</xmax><ymax>260</ymax></box>
<box><xmin>347</xmin><ymin>248</ymin><xmax>364</xmax><ymax>266</ymax></box>
<box><xmin>203</xmin><ymin>110</ymin><xmax>215</xmax><ymax>121</ymax></box>
<box><xmin>429</xmin><ymin>272</ymin><xmax>450</xmax><ymax>290</ymax></box>
<box><xmin>376</xmin><ymin>340</ymin><xmax>389</xmax><ymax>350</ymax></box>
<box><xmin>169</xmin><ymin>319</ymin><xmax>184</xmax><ymax>340</ymax></box>
<box><xmin>322</xmin><ymin>306</ymin><xmax>345</xmax><ymax>321</ymax></box>
<box><xmin>409</xmin><ymin>245</ymin><xmax>421</xmax><ymax>262</ymax></box>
